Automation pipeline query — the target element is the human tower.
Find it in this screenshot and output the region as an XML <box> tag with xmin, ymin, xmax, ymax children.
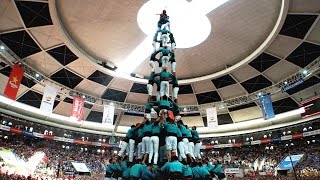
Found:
<box><xmin>118</xmin><ymin>10</ymin><xmax>201</xmax><ymax>166</ymax></box>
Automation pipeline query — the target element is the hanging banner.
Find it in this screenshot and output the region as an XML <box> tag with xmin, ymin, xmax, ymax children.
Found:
<box><xmin>70</xmin><ymin>97</ymin><xmax>84</xmax><ymax>122</ymax></box>
<box><xmin>206</xmin><ymin>107</ymin><xmax>218</xmax><ymax>129</ymax></box>
<box><xmin>259</xmin><ymin>93</ymin><xmax>275</xmax><ymax>120</ymax></box>
<box><xmin>102</xmin><ymin>105</ymin><xmax>115</xmax><ymax>126</ymax></box>
<box><xmin>40</xmin><ymin>85</ymin><xmax>57</xmax><ymax>113</ymax></box>
<box><xmin>4</xmin><ymin>64</ymin><xmax>24</xmax><ymax>100</ymax></box>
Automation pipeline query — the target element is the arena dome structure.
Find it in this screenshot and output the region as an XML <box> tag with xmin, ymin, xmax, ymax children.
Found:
<box><xmin>0</xmin><ymin>0</ymin><xmax>319</xmax><ymax>139</ymax></box>
<box><xmin>0</xmin><ymin>0</ymin><xmax>320</xmax><ymax>179</ymax></box>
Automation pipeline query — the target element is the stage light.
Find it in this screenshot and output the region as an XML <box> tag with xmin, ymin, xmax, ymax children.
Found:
<box><xmin>303</xmin><ymin>128</ymin><xmax>307</xmax><ymax>132</ymax></box>
<box><xmin>287</xmin><ymin>131</ymin><xmax>291</xmax><ymax>134</ymax></box>
<box><xmin>228</xmin><ymin>139</ymin><xmax>231</xmax><ymax>144</ymax></box>
<box><xmin>62</xmin><ymin>145</ymin><xmax>65</xmax><ymax>149</ymax></box>
<box><xmin>307</xmin><ymin>141</ymin><xmax>310</xmax><ymax>144</ymax></box>
<box><xmin>246</xmin><ymin>137</ymin><xmax>249</xmax><ymax>141</ymax></box>
<box><xmin>35</xmin><ymin>73</ymin><xmax>39</xmax><ymax>78</ymax></box>
<box><xmin>302</xmin><ymin>69</ymin><xmax>308</xmax><ymax>75</ymax></box>
<box><xmin>270</xmin><ymin>146</ymin><xmax>273</xmax><ymax>150</ymax></box>
<box><xmin>263</xmin><ymin>135</ymin><xmax>267</xmax><ymax>138</ymax></box>
<box><xmin>97</xmin><ymin>149</ymin><xmax>101</xmax><ymax>153</ymax></box>
<box><xmin>290</xmin><ymin>143</ymin><xmax>294</xmax><ymax>146</ymax></box>
<box><xmin>66</xmin><ymin>146</ymin><xmax>70</xmax><ymax>149</ymax></box>
<box><xmin>0</xmin><ymin>45</ymin><xmax>4</xmax><ymax>50</ymax></box>
<box><xmin>308</xmin><ymin>126</ymin><xmax>312</xmax><ymax>130</ymax></box>
<box><xmin>103</xmin><ymin>139</ymin><xmax>106</xmax><ymax>142</ymax></box>
<box><xmin>114</xmin><ymin>150</ymin><xmax>118</xmax><ymax>154</ymax></box>
<box><xmin>265</xmin><ymin>146</ymin><xmax>269</xmax><ymax>150</ymax></box>
<box><xmin>82</xmin><ymin>95</ymin><xmax>86</xmax><ymax>99</ymax></box>
<box><xmin>284</xmin><ymin>81</ymin><xmax>288</xmax><ymax>85</ymax></box>
<box><xmin>99</xmin><ymin>139</ymin><xmax>102</xmax><ymax>142</ymax></box>
<box><xmin>312</xmin><ymin>140</ymin><xmax>315</xmax><ymax>143</ymax></box>
<box><xmin>84</xmin><ymin>148</ymin><xmax>87</xmax><ymax>151</ymax></box>
<box><xmin>4</xmin><ymin>136</ymin><xmax>8</xmax><ymax>139</ymax></box>
<box><xmin>81</xmin><ymin>148</ymin><xmax>83</xmax><ymax>151</ymax></box>
<box><xmin>102</xmin><ymin>150</ymin><xmax>105</xmax><ymax>153</ymax></box>
<box><xmin>258</xmin><ymin>92</ymin><xmax>262</xmax><ymax>96</ymax></box>
<box><xmin>283</xmin><ymin>132</ymin><xmax>286</xmax><ymax>135</ymax></box>
<box><xmin>215</xmin><ymin>140</ymin><xmax>218</xmax><ymax>144</ymax></box>
<box><xmin>232</xmin><ymin>139</ymin><xmax>235</xmax><ymax>143</ymax></box>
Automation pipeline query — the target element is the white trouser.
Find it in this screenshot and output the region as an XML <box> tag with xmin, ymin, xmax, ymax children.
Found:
<box><xmin>171</xmin><ymin>62</ymin><xmax>176</xmax><ymax>73</ymax></box>
<box><xmin>161</xmin><ymin>56</ymin><xmax>169</xmax><ymax>68</ymax></box>
<box><xmin>129</xmin><ymin>139</ymin><xmax>135</xmax><ymax>162</ymax></box>
<box><xmin>152</xmin><ymin>41</ymin><xmax>158</xmax><ymax>52</ymax></box>
<box><xmin>137</xmin><ymin>142</ymin><xmax>142</xmax><ymax>159</ymax></box>
<box><xmin>142</xmin><ymin>136</ymin><xmax>151</xmax><ymax>154</ymax></box>
<box><xmin>149</xmin><ymin>136</ymin><xmax>159</xmax><ymax>164</ymax></box>
<box><xmin>160</xmin><ymin>81</ymin><xmax>169</xmax><ymax>97</ymax></box>
<box><xmin>166</xmin><ymin>136</ymin><xmax>177</xmax><ymax>151</ymax></box>
<box><xmin>156</xmin><ymin>91</ymin><xmax>160</xmax><ymax>101</ymax></box>
<box><xmin>118</xmin><ymin>141</ymin><xmax>128</xmax><ymax>157</ymax></box>
<box><xmin>147</xmin><ymin>84</ymin><xmax>153</xmax><ymax>96</ymax></box>
<box><xmin>150</xmin><ymin>61</ymin><xmax>156</xmax><ymax>72</ymax></box>
<box><xmin>171</xmin><ymin>42</ymin><xmax>176</xmax><ymax>51</ymax></box>
<box><xmin>178</xmin><ymin>141</ymin><xmax>186</xmax><ymax>160</ymax></box>
<box><xmin>194</xmin><ymin>142</ymin><xmax>201</xmax><ymax>159</ymax></box>
<box><xmin>183</xmin><ymin>138</ymin><xmax>190</xmax><ymax>155</ymax></box>
<box><xmin>189</xmin><ymin>142</ymin><xmax>195</xmax><ymax>159</ymax></box>
<box><xmin>161</xmin><ymin>34</ymin><xmax>169</xmax><ymax>46</ymax></box>
<box><xmin>173</xmin><ymin>87</ymin><xmax>179</xmax><ymax>100</ymax></box>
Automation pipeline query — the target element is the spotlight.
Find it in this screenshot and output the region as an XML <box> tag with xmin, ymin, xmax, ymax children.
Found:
<box><xmin>308</xmin><ymin>126</ymin><xmax>312</xmax><ymax>130</ymax></box>
<box><xmin>290</xmin><ymin>143</ymin><xmax>294</xmax><ymax>146</ymax></box>
<box><xmin>302</xmin><ymin>69</ymin><xmax>308</xmax><ymax>75</ymax></box>
<box><xmin>103</xmin><ymin>139</ymin><xmax>106</xmax><ymax>142</ymax></box>
<box><xmin>4</xmin><ymin>136</ymin><xmax>8</xmax><ymax>139</ymax></box>
<box><xmin>228</xmin><ymin>139</ymin><xmax>231</xmax><ymax>144</ymax></box>
<box><xmin>268</xmin><ymin>134</ymin><xmax>272</xmax><ymax>137</ymax></box>
<box><xmin>62</xmin><ymin>145</ymin><xmax>65</xmax><ymax>149</ymax></box>
<box><xmin>82</xmin><ymin>95</ymin><xmax>86</xmax><ymax>99</ymax></box>
<box><xmin>114</xmin><ymin>150</ymin><xmax>118</xmax><ymax>154</ymax></box>
<box><xmin>303</xmin><ymin>128</ymin><xmax>307</xmax><ymax>132</ymax></box>
<box><xmin>265</xmin><ymin>146</ymin><xmax>269</xmax><ymax>150</ymax></box>
<box><xmin>307</xmin><ymin>141</ymin><xmax>310</xmax><ymax>144</ymax></box>
<box><xmin>99</xmin><ymin>139</ymin><xmax>102</xmax><ymax>142</ymax></box>
<box><xmin>312</xmin><ymin>140</ymin><xmax>315</xmax><ymax>143</ymax></box>
<box><xmin>246</xmin><ymin>137</ymin><xmax>249</xmax><ymax>141</ymax></box>
<box><xmin>232</xmin><ymin>139</ymin><xmax>235</xmax><ymax>143</ymax></box>
<box><xmin>287</xmin><ymin>131</ymin><xmax>291</xmax><ymax>134</ymax></box>
<box><xmin>84</xmin><ymin>148</ymin><xmax>87</xmax><ymax>151</ymax></box>
<box><xmin>283</xmin><ymin>132</ymin><xmax>286</xmax><ymax>135</ymax></box>
<box><xmin>250</xmin><ymin>137</ymin><xmax>253</xmax><ymax>140</ymax></box>
<box><xmin>215</xmin><ymin>140</ymin><xmax>218</xmax><ymax>144</ymax></box>
<box><xmin>109</xmin><ymin>102</ymin><xmax>114</xmax><ymax>106</ymax></box>
<box><xmin>102</xmin><ymin>150</ymin><xmax>105</xmax><ymax>153</ymax></box>
<box><xmin>97</xmin><ymin>149</ymin><xmax>101</xmax><ymax>153</ymax></box>
<box><xmin>258</xmin><ymin>92</ymin><xmax>262</xmax><ymax>96</ymax></box>
<box><xmin>211</xmin><ymin>141</ymin><xmax>214</xmax><ymax>144</ymax></box>
<box><xmin>284</xmin><ymin>81</ymin><xmax>288</xmax><ymax>85</ymax></box>
<box><xmin>270</xmin><ymin>146</ymin><xmax>273</xmax><ymax>150</ymax></box>
<box><xmin>35</xmin><ymin>73</ymin><xmax>40</xmax><ymax>78</ymax></box>
<box><xmin>0</xmin><ymin>45</ymin><xmax>4</xmax><ymax>50</ymax></box>
<box><xmin>183</xmin><ymin>107</ymin><xmax>187</xmax><ymax>112</ymax></box>
<box><xmin>81</xmin><ymin>148</ymin><xmax>83</xmax><ymax>151</ymax></box>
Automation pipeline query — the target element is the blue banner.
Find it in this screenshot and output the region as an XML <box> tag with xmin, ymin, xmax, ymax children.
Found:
<box><xmin>259</xmin><ymin>93</ymin><xmax>275</xmax><ymax>120</ymax></box>
<box><xmin>278</xmin><ymin>154</ymin><xmax>304</xmax><ymax>170</ymax></box>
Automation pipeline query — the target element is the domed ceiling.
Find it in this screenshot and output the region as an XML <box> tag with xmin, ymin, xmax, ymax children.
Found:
<box><xmin>0</xmin><ymin>0</ymin><xmax>320</xmax><ymax>127</ymax></box>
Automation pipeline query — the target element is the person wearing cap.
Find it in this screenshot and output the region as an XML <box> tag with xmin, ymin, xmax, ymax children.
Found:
<box><xmin>161</xmin><ymin>154</ymin><xmax>183</xmax><ymax>179</ymax></box>
<box><xmin>118</xmin><ymin>125</ymin><xmax>136</xmax><ymax>162</ymax></box>
<box><xmin>191</xmin><ymin>126</ymin><xmax>201</xmax><ymax>159</ymax></box>
<box><xmin>148</xmin><ymin>114</ymin><xmax>163</xmax><ymax>165</ymax></box>
<box><xmin>162</xmin><ymin>116</ymin><xmax>180</xmax><ymax>161</ymax></box>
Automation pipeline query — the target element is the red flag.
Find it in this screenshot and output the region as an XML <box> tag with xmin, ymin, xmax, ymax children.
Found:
<box><xmin>4</xmin><ymin>64</ymin><xmax>24</xmax><ymax>100</ymax></box>
<box><xmin>70</xmin><ymin>97</ymin><xmax>84</xmax><ymax>121</ymax></box>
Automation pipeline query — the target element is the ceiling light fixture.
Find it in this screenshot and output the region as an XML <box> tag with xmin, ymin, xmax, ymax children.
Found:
<box><xmin>0</xmin><ymin>46</ymin><xmax>4</xmax><ymax>50</ymax></box>
<box><xmin>116</xmin><ymin>0</ymin><xmax>229</xmax><ymax>74</ymax></box>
